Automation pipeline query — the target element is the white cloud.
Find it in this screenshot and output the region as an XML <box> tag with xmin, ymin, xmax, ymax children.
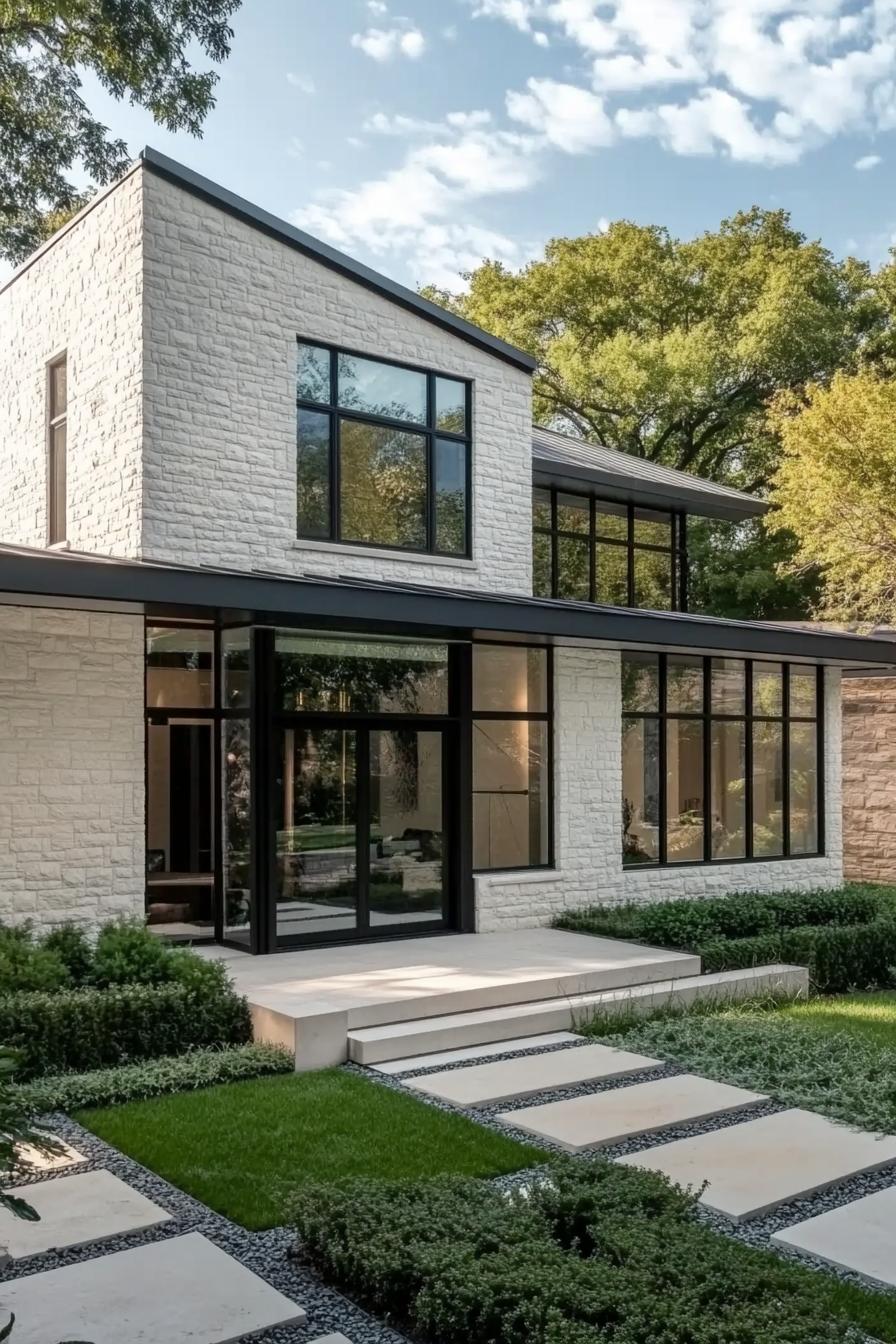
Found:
<box><xmin>506</xmin><ymin>77</ymin><xmax>615</xmax><ymax>152</ymax></box>
<box><xmin>617</xmin><ymin>87</ymin><xmax>802</xmax><ymax>165</ymax></box>
<box><xmin>367</xmin><ymin>0</ymin><xmax>388</xmax><ymax>12</ymax></box>
<box><xmin>855</xmin><ymin>152</ymin><xmax>882</xmax><ymax>169</ymax></box>
<box><xmin>533</xmin><ymin>30</ymin><xmax>550</xmax><ymax>46</ymax></box>
<box><xmin>286</xmin><ymin>72</ymin><xmax>315</xmax><ymax>93</ymax></box>
<box><xmin>363</xmin><ymin>109</ymin><xmax>492</xmax><ymax>136</ymax></box>
<box><xmin>351</xmin><ymin>25</ymin><xmax>426</xmax><ymax>61</ymax></box>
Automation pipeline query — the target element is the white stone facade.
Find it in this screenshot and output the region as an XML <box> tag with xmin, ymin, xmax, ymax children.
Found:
<box><xmin>475</xmin><ymin>655</ymin><xmax>843</xmax><ymax>931</ymax></box>
<box><xmin>0</xmin><ymin>605</ymin><xmax>145</xmax><ymax>929</ymax></box>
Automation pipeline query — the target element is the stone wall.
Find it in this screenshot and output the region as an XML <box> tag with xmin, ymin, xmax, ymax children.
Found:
<box><xmin>475</xmin><ymin>654</ymin><xmax>843</xmax><ymax>931</ymax></box>
<box><xmin>0</xmin><ymin>605</ymin><xmax>145</xmax><ymax>929</ymax></box>
<box><xmin>0</xmin><ymin>172</ymin><xmax>143</xmax><ymax>556</ymax></box>
<box><xmin>140</xmin><ymin>170</ymin><xmax>534</xmax><ymax>593</ymax></box>
<box><xmin>842</xmin><ymin>673</ymin><xmax>896</xmax><ymax>882</ymax></box>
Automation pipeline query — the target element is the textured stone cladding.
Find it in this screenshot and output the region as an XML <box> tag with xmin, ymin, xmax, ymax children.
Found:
<box><xmin>140</xmin><ymin>171</ymin><xmax>534</xmax><ymax>592</ymax></box>
<box><xmin>475</xmin><ymin>655</ymin><xmax>843</xmax><ymax>931</ymax></box>
<box><xmin>0</xmin><ymin>172</ymin><xmax>143</xmax><ymax>555</ymax></box>
<box><xmin>0</xmin><ymin>606</ymin><xmax>145</xmax><ymax>929</ymax></box>
<box><xmin>842</xmin><ymin>674</ymin><xmax>896</xmax><ymax>882</ymax></box>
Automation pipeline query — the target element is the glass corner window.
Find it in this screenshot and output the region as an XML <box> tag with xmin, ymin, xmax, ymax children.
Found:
<box><xmin>297</xmin><ymin>340</ymin><xmax>471</xmax><ymax>558</ymax></box>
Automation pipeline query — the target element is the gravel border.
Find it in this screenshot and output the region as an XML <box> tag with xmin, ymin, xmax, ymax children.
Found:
<box><xmin>2</xmin><ymin>1112</ymin><xmax>410</xmax><ymax>1344</ymax></box>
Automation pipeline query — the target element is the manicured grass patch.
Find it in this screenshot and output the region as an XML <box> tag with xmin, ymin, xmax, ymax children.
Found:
<box><xmin>293</xmin><ymin>1162</ymin><xmax>892</xmax><ymax>1344</ymax></box>
<box><xmin>780</xmin><ymin>991</ymin><xmax>896</xmax><ymax>1050</ymax></box>
<box><xmin>77</xmin><ymin>1070</ymin><xmax>543</xmax><ymax>1229</ymax></box>
<box><xmin>590</xmin><ymin>1000</ymin><xmax>896</xmax><ymax>1133</ymax></box>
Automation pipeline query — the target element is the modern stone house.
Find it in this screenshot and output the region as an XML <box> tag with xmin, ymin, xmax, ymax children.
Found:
<box><xmin>1</xmin><ymin>147</ymin><xmax>894</xmax><ymax>956</ymax></box>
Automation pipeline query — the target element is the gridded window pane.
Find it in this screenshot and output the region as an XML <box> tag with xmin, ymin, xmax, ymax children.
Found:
<box><xmin>633</xmin><ymin>548</ymin><xmax>672</xmax><ymax>609</ymax></box>
<box><xmin>711</xmin><ymin>658</ymin><xmax>746</xmax><ymax>714</ymax></box>
<box><xmin>753</xmin><ymin>662</ymin><xmax>784</xmax><ymax>717</ymax></box>
<box><xmin>435</xmin><ymin>377</ymin><xmax>466</xmax><ymax>432</ymax></box>
<box><xmin>711</xmin><ymin>721</ymin><xmax>746</xmax><ymax>859</ymax></box>
<box><xmin>595</xmin><ymin>500</ymin><xmax>628</xmax><ymax>541</ymax></box>
<box><xmin>557</xmin><ymin>493</ymin><xmax>590</xmax><ymax>534</ymax></box>
<box><xmin>434</xmin><ymin>437</ymin><xmax>467</xmax><ymax>554</ymax></box>
<box><xmin>297</xmin><ymin>343</ymin><xmax>331</xmax><ymax>403</ymax></box>
<box><xmin>753</xmin><ymin>720</ymin><xmax>784</xmax><ymax>856</ymax></box>
<box><xmin>339</xmin><ymin>419</ymin><xmax>426</xmax><ymax>548</ymax></box>
<box><xmin>337</xmin><ymin>352</ymin><xmax>427</xmax><ymax>423</ymax></box>
<box><xmin>595</xmin><ymin>543</ymin><xmax>629</xmax><ymax>605</ymax></box>
<box><xmin>622</xmin><ymin>652</ymin><xmax>659</xmax><ymax>713</ymax></box>
<box><xmin>274</xmin><ymin>633</ymin><xmax>449</xmax><ymax>714</ymax></box>
<box><xmin>633</xmin><ymin>507</ymin><xmax>672</xmax><ymax>547</ymax></box>
<box><xmin>146</xmin><ymin>626</ymin><xmax>214</xmax><ymax>708</ymax></box>
<box><xmin>556</xmin><ymin>535</ymin><xmax>590</xmax><ymax>600</ymax></box>
<box><xmin>667</xmin><ymin>719</ymin><xmax>704</xmax><ymax>862</ymax></box>
<box><xmin>473</xmin><ymin>719</ymin><xmax>549</xmax><ymax>869</ymax></box>
<box><xmin>790</xmin><ymin>723</ymin><xmax>819</xmax><ymax>854</ymax></box>
<box><xmin>790</xmin><ymin>666</ymin><xmax>818</xmax><ymax>718</ymax></box>
<box><xmin>473</xmin><ymin>645</ymin><xmax>547</xmax><ymax>713</ymax></box>
<box><xmin>622</xmin><ymin>717</ymin><xmax>660</xmax><ymax>864</ymax></box>
<box><xmin>533</xmin><ymin>532</ymin><xmax>552</xmax><ymax>597</ymax></box>
<box><xmin>667</xmin><ymin>654</ymin><xmax>703</xmax><ymax>713</ymax></box>
<box><xmin>533</xmin><ymin>488</ymin><xmax>552</xmax><ymax>531</ymax></box>
<box><xmin>297</xmin><ymin>408</ymin><xmax>331</xmax><ymax>538</ymax></box>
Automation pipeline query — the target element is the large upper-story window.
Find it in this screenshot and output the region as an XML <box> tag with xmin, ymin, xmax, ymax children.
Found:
<box><xmin>296</xmin><ymin>341</ymin><xmax>471</xmax><ymax>557</ymax></box>
<box><xmin>622</xmin><ymin>653</ymin><xmax>822</xmax><ymax>867</ymax></box>
<box><xmin>533</xmin><ymin>487</ymin><xmax>687</xmax><ymax>610</ymax></box>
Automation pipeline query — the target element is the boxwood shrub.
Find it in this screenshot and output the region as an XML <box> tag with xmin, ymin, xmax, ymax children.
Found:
<box><xmin>293</xmin><ymin>1165</ymin><xmax>856</xmax><ymax>1344</ymax></box>
<box><xmin>0</xmin><ymin>975</ymin><xmax>252</xmax><ymax>1078</ymax></box>
<box><xmin>699</xmin><ymin>918</ymin><xmax>896</xmax><ymax>993</ymax></box>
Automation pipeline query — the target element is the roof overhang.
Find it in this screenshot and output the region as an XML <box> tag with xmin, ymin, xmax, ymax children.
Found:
<box><xmin>1</xmin><ymin>547</ymin><xmax>894</xmax><ymax>670</ymax></box>
<box><xmin>532</xmin><ymin>457</ymin><xmax>768</xmax><ymax>524</ymax></box>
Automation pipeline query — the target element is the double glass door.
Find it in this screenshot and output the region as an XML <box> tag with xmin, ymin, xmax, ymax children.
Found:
<box><xmin>274</xmin><ymin>722</ymin><xmax>451</xmax><ymax>944</ymax></box>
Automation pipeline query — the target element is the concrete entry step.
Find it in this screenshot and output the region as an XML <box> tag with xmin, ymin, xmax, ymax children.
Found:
<box><xmin>371</xmin><ymin>1031</ymin><xmax>581</xmax><ymax>1074</ymax></box>
<box><xmin>0</xmin><ymin>1231</ymin><xmax>307</xmax><ymax>1343</ymax></box>
<box><xmin>0</xmin><ymin>1168</ymin><xmax>171</xmax><ymax>1260</ymax></box>
<box><xmin>347</xmin><ymin>965</ymin><xmax>807</xmax><ymax>1065</ymax></box>
<box><xmin>771</xmin><ymin>1187</ymin><xmax>896</xmax><ymax>1287</ymax></box>
<box><xmin>405</xmin><ymin>1042</ymin><xmax>662</xmax><ymax>1107</ymax></box>
<box><xmin>498</xmin><ymin>1073</ymin><xmax>766</xmax><ymax>1150</ymax></box>
<box><xmin>618</xmin><ymin>1109</ymin><xmax>896</xmax><ymax>1222</ymax></box>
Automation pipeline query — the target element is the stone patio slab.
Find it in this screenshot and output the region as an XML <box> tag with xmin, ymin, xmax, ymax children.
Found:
<box><xmin>371</xmin><ymin>1032</ymin><xmax>581</xmax><ymax>1074</ymax></box>
<box><xmin>405</xmin><ymin>1042</ymin><xmax>662</xmax><ymax>1107</ymax></box>
<box><xmin>617</xmin><ymin>1109</ymin><xmax>896</xmax><ymax>1222</ymax></box>
<box><xmin>309</xmin><ymin>1336</ymin><xmax>353</xmax><ymax>1343</ymax></box>
<box><xmin>0</xmin><ymin>1231</ymin><xmax>307</xmax><ymax>1343</ymax></box>
<box><xmin>0</xmin><ymin>1169</ymin><xmax>172</xmax><ymax>1259</ymax></box>
<box><xmin>498</xmin><ymin>1073</ymin><xmax>765</xmax><ymax>1150</ymax></box>
<box><xmin>14</xmin><ymin>1137</ymin><xmax>85</xmax><ymax>1173</ymax></box>
<box><xmin>771</xmin><ymin>1186</ymin><xmax>896</xmax><ymax>1285</ymax></box>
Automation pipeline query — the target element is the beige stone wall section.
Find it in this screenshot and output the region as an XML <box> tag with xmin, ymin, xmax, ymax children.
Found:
<box><xmin>842</xmin><ymin>674</ymin><xmax>896</xmax><ymax>882</ymax></box>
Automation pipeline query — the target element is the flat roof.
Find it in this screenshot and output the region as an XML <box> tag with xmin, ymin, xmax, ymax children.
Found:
<box><xmin>0</xmin><ymin>543</ymin><xmax>893</xmax><ymax>669</ymax></box>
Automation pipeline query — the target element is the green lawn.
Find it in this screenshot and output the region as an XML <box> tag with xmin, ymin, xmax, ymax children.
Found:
<box><xmin>77</xmin><ymin>1069</ymin><xmax>543</xmax><ymax>1229</ymax></box>
<box><xmin>780</xmin><ymin>990</ymin><xmax>896</xmax><ymax>1049</ymax></box>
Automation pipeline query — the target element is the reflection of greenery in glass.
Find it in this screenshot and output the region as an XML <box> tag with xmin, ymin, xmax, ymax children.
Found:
<box><xmin>596</xmin><ymin>543</ymin><xmax>628</xmax><ymax>605</ymax></box>
<box><xmin>434</xmin><ymin>438</ymin><xmax>466</xmax><ymax>554</ymax></box>
<box><xmin>337</xmin><ymin>352</ymin><xmax>427</xmax><ymax>423</ymax></box>
<box><xmin>710</xmin><ymin>721</ymin><xmax>746</xmax><ymax>858</ymax></box>
<box><xmin>752</xmin><ymin>719</ymin><xmax>784</xmax><ymax>855</ymax></box>
<box><xmin>710</xmin><ymin>658</ymin><xmax>745</xmax><ymax>714</ymax></box>
<box><xmin>790</xmin><ymin>666</ymin><xmax>817</xmax><ymax>717</ymax></box>
<box><xmin>297</xmin><ymin>408</ymin><xmax>330</xmax><ymax>538</ymax></box>
<box><xmin>275</xmin><ymin>633</ymin><xmax>449</xmax><ymax>714</ymax></box>
<box><xmin>633</xmin><ymin>548</ymin><xmax>672</xmax><ymax>609</ymax></box>
<box><xmin>666</xmin><ymin>719</ymin><xmax>704</xmax><ymax>861</ymax></box>
<box><xmin>557</xmin><ymin>535</ymin><xmax>589</xmax><ymax>599</ymax></box>
<box><xmin>667</xmin><ymin>655</ymin><xmax>703</xmax><ymax>712</ymax></box>
<box><xmin>533</xmin><ymin>532</ymin><xmax>551</xmax><ymax>597</ymax></box>
<box><xmin>223</xmin><ymin>719</ymin><xmax>251</xmax><ymax>927</ymax></box>
<box><xmin>221</xmin><ymin>629</ymin><xmax>251</xmax><ymax>711</ymax></box>
<box><xmin>622</xmin><ymin>716</ymin><xmax>659</xmax><ymax>864</ymax></box>
<box><xmin>435</xmin><ymin>377</ymin><xmax>467</xmax><ymax>432</ymax></box>
<box><xmin>297</xmin><ymin>343</ymin><xmax>330</xmax><ymax>403</ymax></box>
<box><xmin>633</xmin><ymin>508</ymin><xmax>672</xmax><ymax>547</ymax></box>
<box><xmin>339</xmin><ymin>419</ymin><xmax>426</xmax><ymax>548</ymax></box>
<box><xmin>753</xmin><ymin>662</ymin><xmax>784</xmax><ymax>716</ymax></box>
<box><xmin>621</xmin><ymin>653</ymin><xmax>659</xmax><ymax>712</ymax></box>
<box><xmin>595</xmin><ymin>502</ymin><xmax>628</xmax><ymax>541</ymax></box>
<box><xmin>557</xmin><ymin>494</ymin><xmax>589</xmax><ymax>533</ymax></box>
<box><xmin>790</xmin><ymin>722</ymin><xmax>818</xmax><ymax>853</ymax></box>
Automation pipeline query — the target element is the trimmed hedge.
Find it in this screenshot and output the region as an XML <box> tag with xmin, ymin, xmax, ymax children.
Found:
<box><xmin>0</xmin><ymin>977</ymin><xmax>252</xmax><ymax>1079</ymax></box>
<box><xmin>699</xmin><ymin>918</ymin><xmax>896</xmax><ymax>993</ymax></box>
<box><xmin>18</xmin><ymin>1043</ymin><xmax>293</xmax><ymax>1113</ymax></box>
<box><xmin>293</xmin><ymin>1165</ymin><xmax>855</xmax><ymax>1344</ymax></box>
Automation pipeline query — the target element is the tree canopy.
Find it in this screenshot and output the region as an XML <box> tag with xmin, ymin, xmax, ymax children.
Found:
<box><xmin>769</xmin><ymin>372</ymin><xmax>896</xmax><ymax>625</ymax></box>
<box><xmin>0</xmin><ymin>0</ymin><xmax>240</xmax><ymax>263</ymax></box>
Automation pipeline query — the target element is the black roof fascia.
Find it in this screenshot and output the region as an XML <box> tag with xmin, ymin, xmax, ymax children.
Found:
<box><xmin>532</xmin><ymin>458</ymin><xmax>767</xmax><ymax>523</ymax></box>
<box><xmin>3</xmin><ymin>548</ymin><xmax>896</xmax><ymax>667</ymax></box>
<box><xmin>139</xmin><ymin>148</ymin><xmax>536</xmax><ymax>375</ymax></box>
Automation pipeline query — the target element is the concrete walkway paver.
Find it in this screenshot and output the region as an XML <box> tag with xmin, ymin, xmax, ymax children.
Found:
<box><xmin>372</xmin><ymin>1032</ymin><xmax>580</xmax><ymax>1073</ymax></box>
<box><xmin>14</xmin><ymin>1137</ymin><xmax>85</xmax><ymax>1173</ymax></box>
<box><xmin>0</xmin><ymin>1231</ymin><xmax>307</xmax><ymax>1343</ymax></box>
<box><xmin>405</xmin><ymin>1042</ymin><xmax>662</xmax><ymax>1107</ymax></box>
<box><xmin>498</xmin><ymin>1073</ymin><xmax>766</xmax><ymax>1150</ymax></box>
<box><xmin>0</xmin><ymin>1169</ymin><xmax>171</xmax><ymax>1259</ymax></box>
<box><xmin>771</xmin><ymin>1186</ymin><xmax>896</xmax><ymax>1285</ymax></box>
<box><xmin>618</xmin><ymin>1108</ymin><xmax>896</xmax><ymax>1221</ymax></box>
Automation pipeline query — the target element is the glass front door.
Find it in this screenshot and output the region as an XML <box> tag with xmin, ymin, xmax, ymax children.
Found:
<box><xmin>275</xmin><ymin>723</ymin><xmax>450</xmax><ymax>944</ymax></box>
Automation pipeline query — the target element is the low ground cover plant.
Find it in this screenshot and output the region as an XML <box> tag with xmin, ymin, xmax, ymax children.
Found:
<box><xmin>18</xmin><ymin>1043</ymin><xmax>292</xmax><ymax>1113</ymax></box>
<box><xmin>555</xmin><ymin>884</ymin><xmax>896</xmax><ymax>992</ymax></box>
<box><xmin>292</xmin><ymin>1163</ymin><xmax>874</xmax><ymax>1344</ymax></box>
<box><xmin>77</xmin><ymin>1070</ymin><xmax>543</xmax><ymax>1229</ymax></box>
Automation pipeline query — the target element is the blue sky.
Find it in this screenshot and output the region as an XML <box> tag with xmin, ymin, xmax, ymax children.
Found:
<box><xmin>81</xmin><ymin>0</ymin><xmax>896</xmax><ymax>290</ymax></box>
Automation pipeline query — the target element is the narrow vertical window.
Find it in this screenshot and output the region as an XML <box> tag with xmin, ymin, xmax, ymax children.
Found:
<box><xmin>47</xmin><ymin>355</ymin><xmax>67</xmax><ymax>544</ymax></box>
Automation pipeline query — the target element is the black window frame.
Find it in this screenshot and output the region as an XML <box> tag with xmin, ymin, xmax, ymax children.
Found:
<box><xmin>471</xmin><ymin>641</ymin><xmax>554</xmax><ymax>873</ymax></box>
<box><xmin>533</xmin><ymin>485</ymin><xmax>688</xmax><ymax>611</ymax></box>
<box><xmin>296</xmin><ymin>338</ymin><xmax>473</xmax><ymax>559</ymax></box>
<box><xmin>621</xmin><ymin>653</ymin><xmax>824</xmax><ymax>867</ymax></box>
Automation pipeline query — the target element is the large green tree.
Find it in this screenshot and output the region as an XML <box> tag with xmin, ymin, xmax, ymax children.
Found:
<box><xmin>0</xmin><ymin>0</ymin><xmax>240</xmax><ymax>263</ymax></box>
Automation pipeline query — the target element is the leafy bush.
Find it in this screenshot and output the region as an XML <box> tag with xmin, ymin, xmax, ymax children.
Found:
<box><xmin>595</xmin><ymin>1007</ymin><xmax>896</xmax><ymax>1134</ymax></box>
<box><xmin>0</xmin><ymin>926</ymin><xmax>71</xmax><ymax>994</ymax></box>
<box><xmin>293</xmin><ymin>1166</ymin><xmax>855</xmax><ymax>1344</ymax></box>
<box><xmin>0</xmin><ymin>981</ymin><xmax>252</xmax><ymax>1079</ymax></box>
<box><xmin>18</xmin><ymin>1043</ymin><xmax>293</xmax><ymax>1112</ymax></box>
<box><xmin>41</xmin><ymin>925</ymin><xmax>93</xmax><ymax>984</ymax></box>
<box><xmin>699</xmin><ymin>918</ymin><xmax>896</xmax><ymax>993</ymax></box>
<box><xmin>88</xmin><ymin>920</ymin><xmax>177</xmax><ymax>987</ymax></box>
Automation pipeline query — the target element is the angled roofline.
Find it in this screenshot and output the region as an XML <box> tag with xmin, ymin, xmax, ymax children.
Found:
<box><xmin>531</xmin><ymin>455</ymin><xmax>766</xmax><ymax>523</ymax></box>
<box><xmin>138</xmin><ymin>147</ymin><xmax>537</xmax><ymax>375</ymax></box>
